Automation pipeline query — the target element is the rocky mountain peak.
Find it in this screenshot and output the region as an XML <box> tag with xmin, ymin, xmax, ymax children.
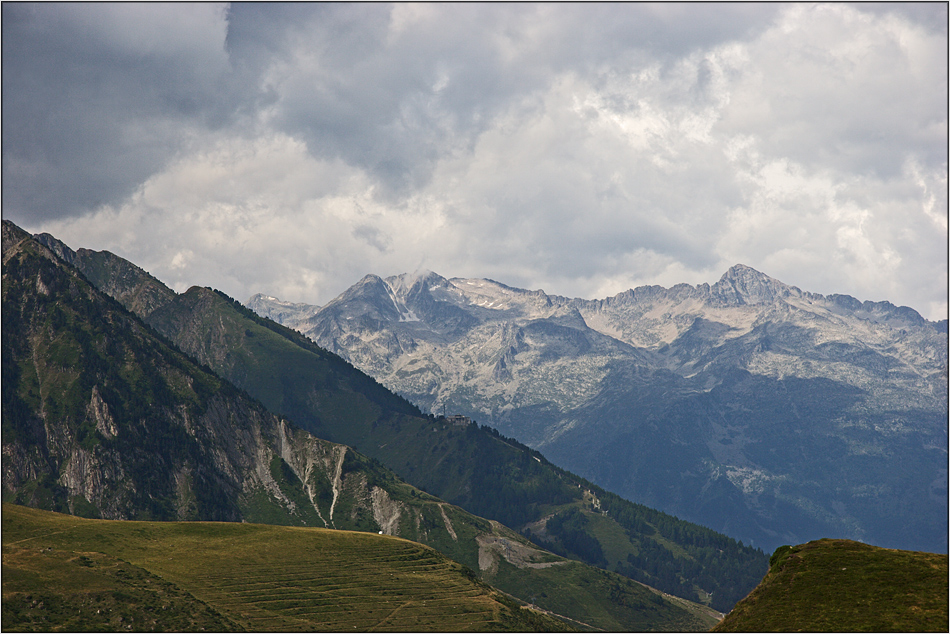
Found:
<box><xmin>31</xmin><ymin>231</ymin><xmax>176</xmax><ymax>320</ymax></box>
<box><xmin>2</xmin><ymin>219</ymin><xmax>32</xmax><ymax>254</ymax></box>
<box><xmin>328</xmin><ymin>274</ymin><xmax>391</xmax><ymax>306</ymax></box>
<box><xmin>351</xmin><ymin>273</ymin><xmax>389</xmax><ymax>292</ymax></box>
<box><xmin>386</xmin><ymin>270</ymin><xmax>447</xmax><ymax>298</ymax></box>
<box><xmin>246</xmin><ymin>293</ymin><xmax>320</xmax><ymax>325</ymax></box>
<box><xmin>317</xmin><ymin>273</ymin><xmax>426</xmax><ymax>325</ymax></box>
<box><xmin>711</xmin><ymin>264</ymin><xmax>796</xmax><ymax>306</ymax></box>
<box><xmin>33</xmin><ymin>232</ymin><xmax>79</xmax><ymax>266</ymax></box>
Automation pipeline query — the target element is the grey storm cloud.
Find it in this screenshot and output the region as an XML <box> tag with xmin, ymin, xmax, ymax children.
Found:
<box><xmin>2</xmin><ymin>2</ymin><xmax>782</xmax><ymax>217</ymax></box>
<box><xmin>240</xmin><ymin>3</ymin><xmax>785</xmax><ymax>199</ymax></box>
<box><xmin>2</xmin><ymin>3</ymin><xmax>947</xmax><ymax>320</ymax></box>
<box><xmin>2</xmin><ymin>3</ymin><xmax>247</xmax><ymax>220</ymax></box>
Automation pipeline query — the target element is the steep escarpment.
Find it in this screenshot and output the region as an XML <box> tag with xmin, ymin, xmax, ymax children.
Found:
<box><xmin>4</xmin><ymin>221</ymin><xmax>378</xmax><ymax>527</ymax></box>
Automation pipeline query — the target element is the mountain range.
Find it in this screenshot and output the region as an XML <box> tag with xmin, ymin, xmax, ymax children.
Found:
<box><xmin>4</xmin><ymin>220</ymin><xmax>762</xmax><ymax>628</ymax></box>
<box><xmin>7</xmin><ymin>216</ymin><xmax>944</xmax><ymax>629</ymax></box>
<box><xmin>248</xmin><ymin>266</ymin><xmax>948</xmax><ymax>555</ymax></box>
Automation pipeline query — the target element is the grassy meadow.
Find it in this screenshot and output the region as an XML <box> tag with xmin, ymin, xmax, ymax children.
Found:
<box><xmin>713</xmin><ymin>538</ymin><xmax>948</xmax><ymax>632</ymax></box>
<box><xmin>1</xmin><ymin>503</ymin><xmax>571</xmax><ymax>632</ymax></box>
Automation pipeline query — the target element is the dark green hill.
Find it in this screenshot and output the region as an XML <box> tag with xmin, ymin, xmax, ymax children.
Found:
<box><xmin>2</xmin><ymin>503</ymin><xmax>570</xmax><ymax>632</ymax></box>
<box><xmin>714</xmin><ymin>539</ymin><xmax>948</xmax><ymax>632</ymax></box>
<box><xmin>1</xmin><ymin>221</ymin><xmax>719</xmax><ymax>631</ymax></box>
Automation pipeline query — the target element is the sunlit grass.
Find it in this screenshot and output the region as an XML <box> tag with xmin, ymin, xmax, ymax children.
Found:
<box><xmin>2</xmin><ymin>503</ymin><xmax>569</xmax><ymax>632</ymax></box>
<box><xmin>714</xmin><ymin>538</ymin><xmax>948</xmax><ymax>632</ymax></box>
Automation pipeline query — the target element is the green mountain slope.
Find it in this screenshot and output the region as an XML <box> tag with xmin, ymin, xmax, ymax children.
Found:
<box><xmin>29</xmin><ymin>227</ymin><xmax>766</xmax><ymax>612</ymax></box>
<box><xmin>4</xmin><ymin>220</ymin><xmax>423</xmax><ymax>530</ymax></box>
<box><xmin>2</xmin><ymin>503</ymin><xmax>570</xmax><ymax>632</ymax></box>
<box><xmin>714</xmin><ymin>539</ymin><xmax>948</xmax><ymax>632</ymax></box>
<box><xmin>2</xmin><ymin>221</ymin><xmax>719</xmax><ymax>631</ymax></box>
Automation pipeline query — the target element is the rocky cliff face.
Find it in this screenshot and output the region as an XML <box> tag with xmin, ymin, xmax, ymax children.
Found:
<box><xmin>251</xmin><ymin>266</ymin><xmax>948</xmax><ymax>553</ymax></box>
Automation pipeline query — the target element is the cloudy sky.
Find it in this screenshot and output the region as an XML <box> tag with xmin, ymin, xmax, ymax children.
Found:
<box><xmin>3</xmin><ymin>3</ymin><xmax>947</xmax><ymax>319</ymax></box>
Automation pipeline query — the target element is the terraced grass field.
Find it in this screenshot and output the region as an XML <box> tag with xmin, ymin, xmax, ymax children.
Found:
<box><xmin>2</xmin><ymin>503</ymin><xmax>570</xmax><ymax>632</ymax></box>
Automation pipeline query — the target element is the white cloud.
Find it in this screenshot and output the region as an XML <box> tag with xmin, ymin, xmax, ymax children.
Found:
<box><xmin>718</xmin><ymin>4</ymin><xmax>947</xmax><ymax>177</ymax></box>
<box><xmin>38</xmin><ymin>131</ymin><xmax>454</xmax><ymax>305</ymax></box>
